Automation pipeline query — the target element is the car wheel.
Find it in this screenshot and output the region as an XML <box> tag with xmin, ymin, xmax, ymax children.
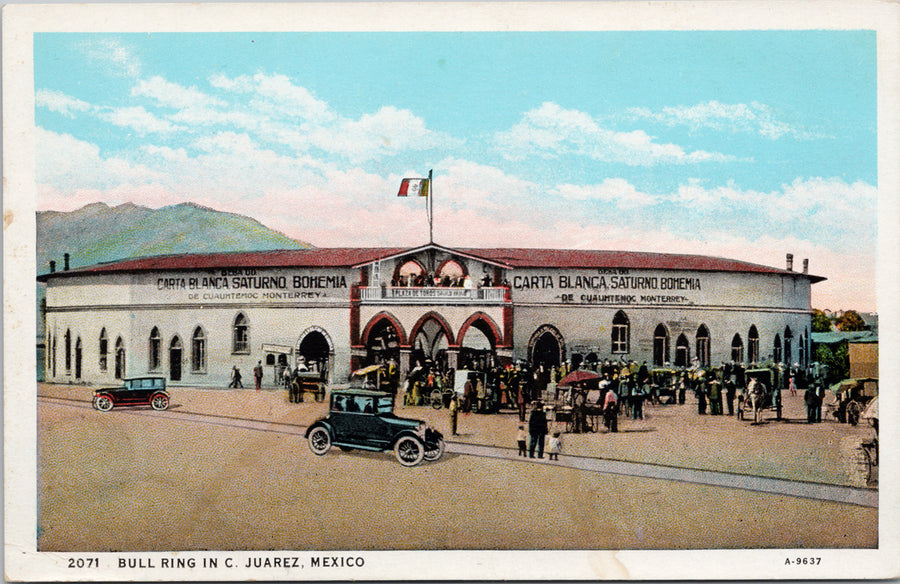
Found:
<box><xmin>94</xmin><ymin>395</ymin><xmax>113</xmax><ymax>412</ymax></box>
<box><xmin>394</xmin><ymin>435</ymin><xmax>425</xmax><ymax>467</ymax></box>
<box><xmin>150</xmin><ymin>393</ymin><xmax>169</xmax><ymax>411</ymax></box>
<box><xmin>423</xmin><ymin>438</ymin><xmax>445</xmax><ymax>462</ymax></box>
<box><xmin>308</xmin><ymin>426</ymin><xmax>332</xmax><ymax>455</ymax></box>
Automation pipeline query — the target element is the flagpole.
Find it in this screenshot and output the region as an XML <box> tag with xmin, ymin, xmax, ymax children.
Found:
<box><xmin>428</xmin><ymin>168</ymin><xmax>434</xmax><ymax>244</ymax></box>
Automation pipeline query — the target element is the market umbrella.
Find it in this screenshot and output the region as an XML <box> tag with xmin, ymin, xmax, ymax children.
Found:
<box><xmin>558</xmin><ymin>370</ymin><xmax>601</xmax><ymax>387</ymax></box>
<box><xmin>862</xmin><ymin>396</ymin><xmax>878</xmax><ymax>419</ymax></box>
<box><xmin>351</xmin><ymin>364</ymin><xmax>384</xmax><ymax>377</ymax></box>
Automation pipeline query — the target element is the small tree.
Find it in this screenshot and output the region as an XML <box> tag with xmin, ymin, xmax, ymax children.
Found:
<box><xmin>835</xmin><ymin>310</ymin><xmax>867</xmax><ymax>332</ymax></box>
<box><xmin>815</xmin><ymin>342</ymin><xmax>849</xmax><ymax>384</ymax></box>
<box><xmin>812</xmin><ymin>309</ymin><xmax>833</xmax><ymax>332</ymax></box>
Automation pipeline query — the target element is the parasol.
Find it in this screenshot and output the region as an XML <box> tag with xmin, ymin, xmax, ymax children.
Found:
<box><xmin>558</xmin><ymin>370</ymin><xmax>601</xmax><ymax>387</ymax></box>
<box><xmin>351</xmin><ymin>364</ymin><xmax>384</xmax><ymax>377</ymax></box>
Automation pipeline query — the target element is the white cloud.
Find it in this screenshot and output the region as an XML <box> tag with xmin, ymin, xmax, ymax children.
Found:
<box><xmin>204</xmin><ymin>72</ymin><xmax>459</xmax><ymax>163</ymax></box>
<box><xmin>132</xmin><ymin>76</ymin><xmax>227</xmax><ymax>110</ymax></box>
<box><xmin>81</xmin><ymin>38</ymin><xmax>141</xmax><ymax>78</ymax></box>
<box><xmin>35</xmin><ymin>90</ymin><xmax>91</xmax><ymax>117</ymax></box>
<box><xmin>495</xmin><ymin>102</ymin><xmax>735</xmax><ymax>165</ymax></box>
<box><xmin>97</xmin><ymin>106</ymin><xmax>182</xmax><ymax>135</ymax></box>
<box><xmin>551</xmin><ymin>179</ymin><xmax>657</xmax><ymax>209</ymax></box>
<box><xmin>628</xmin><ymin>100</ymin><xmax>825</xmax><ymax>140</ymax></box>
<box><xmin>35</xmin><ymin>127</ymin><xmax>163</xmax><ymax>191</ymax></box>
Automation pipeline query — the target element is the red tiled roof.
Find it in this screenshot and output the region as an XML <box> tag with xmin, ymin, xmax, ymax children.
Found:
<box><xmin>38</xmin><ymin>245</ymin><xmax>825</xmax><ymax>282</ymax></box>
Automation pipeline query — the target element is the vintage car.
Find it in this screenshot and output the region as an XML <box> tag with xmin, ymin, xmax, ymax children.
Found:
<box><xmin>305</xmin><ymin>389</ymin><xmax>445</xmax><ymax>466</ymax></box>
<box><xmin>92</xmin><ymin>376</ymin><xmax>170</xmax><ymax>411</ymax></box>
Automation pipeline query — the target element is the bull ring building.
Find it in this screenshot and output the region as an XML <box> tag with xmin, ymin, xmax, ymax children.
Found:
<box><xmin>38</xmin><ymin>243</ymin><xmax>823</xmax><ymax>387</ymax></box>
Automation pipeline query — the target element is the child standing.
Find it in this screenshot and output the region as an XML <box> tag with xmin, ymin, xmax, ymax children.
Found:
<box><xmin>516</xmin><ymin>425</ymin><xmax>527</xmax><ymax>456</ymax></box>
<box><xmin>548</xmin><ymin>431</ymin><xmax>562</xmax><ymax>461</ymax></box>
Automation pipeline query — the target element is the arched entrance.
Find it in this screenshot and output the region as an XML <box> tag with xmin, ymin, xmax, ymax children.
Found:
<box><xmin>169</xmin><ymin>336</ymin><xmax>182</xmax><ymax>381</ymax></box>
<box><xmin>362</xmin><ymin>314</ymin><xmax>403</xmax><ymax>366</ymax></box>
<box><xmin>297</xmin><ymin>327</ymin><xmax>334</xmax><ymax>379</ymax></box>
<box><xmin>457</xmin><ymin>313</ymin><xmax>501</xmax><ymax>370</ymax></box>
<box><xmin>529</xmin><ymin>325</ymin><xmax>565</xmax><ymax>369</ymax></box>
<box><xmin>653</xmin><ymin>324</ymin><xmax>670</xmax><ymax>366</ymax></box>
<box><xmin>409</xmin><ymin>312</ymin><xmax>454</xmax><ymax>369</ymax></box>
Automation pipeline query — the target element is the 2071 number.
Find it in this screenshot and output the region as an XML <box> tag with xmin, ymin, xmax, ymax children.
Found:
<box><xmin>68</xmin><ymin>558</ymin><xmax>99</xmax><ymax>568</ymax></box>
<box><xmin>785</xmin><ymin>557</ymin><xmax>821</xmax><ymax>565</ymax></box>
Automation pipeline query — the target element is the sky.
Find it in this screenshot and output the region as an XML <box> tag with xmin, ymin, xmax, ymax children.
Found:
<box><xmin>33</xmin><ymin>31</ymin><xmax>878</xmax><ymax>312</ymax></box>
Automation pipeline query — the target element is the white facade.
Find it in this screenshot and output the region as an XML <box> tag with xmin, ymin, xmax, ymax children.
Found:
<box><xmin>40</xmin><ymin>245</ymin><xmax>819</xmax><ymax>386</ymax></box>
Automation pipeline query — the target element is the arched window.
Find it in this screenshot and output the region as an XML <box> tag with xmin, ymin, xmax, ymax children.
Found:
<box><xmin>784</xmin><ymin>326</ymin><xmax>794</xmax><ymax>365</ymax></box>
<box><xmin>148</xmin><ymin>327</ymin><xmax>161</xmax><ymax>370</ymax></box>
<box><xmin>233</xmin><ymin>313</ymin><xmax>250</xmax><ymax>354</ymax></box>
<box><xmin>653</xmin><ymin>324</ymin><xmax>670</xmax><ymax>366</ymax></box>
<box><xmin>731</xmin><ymin>333</ymin><xmax>744</xmax><ymax>363</ymax></box>
<box><xmin>99</xmin><ymin>328</ymin><xmax>108</xmax><ymax>371</ymax></box>
<box><xmin>798</xmin><ymin>333</ymin><xmax>806</xmax><ymax>368</ymax></box>
<box><xmin>51</xmin><ymin>335</ymin><xmax>57</xmax><ymax>378</ymax></box>
<box><xmin>192</xmin><ymin>327</ymin><xmax>206</xmax><ymax>373</ymax></box>
<box><xmin>65</xmin><ymin>329</ymin><xmax>72</xmax><ymax>372</ymax></box>
<box><xmin>611</xmin><ymin>310</ymin><xmax>630</xmax><ymax>354</ymax></box>
<box><xmin>674</xmin><ymin>333</ymin><xmax>690</xmax><ymax>367</ymax></box>
<box><xmin>748</xmin><ymin>325</ymin><xmax>760</xmax><ymax>364</ymax></box>
<box><xmin>773</xmin><ymin>333</ymin><xmax>782</xmax><ymax>364</ymax></box>
<box><xmin>397</xmin><ymin>260</ymin><xmax>427</xmax><ymax>286</ymax></box>
<box><xmin>169</xmin><ymin>336</ymin><xmax>183</xmax><ymax>381</ymax></box>
<box><xmin>437</xmin><ymin>260</ymin><xmax>466</xmax><ymax>287</ymax></box>
<box><xmin>115</xmin><ymin>337</ymin><xmax>126</xmax><ymax>380</ymax></box>
<box><xmin>75</xmin><ymin>337</ymin><xmax>82</xmax><ymax>379</ymax></box>
<box><xmin>696</xmin><ymin>325</ymin><xmax>710</xmax><ymax>367</ymax></box>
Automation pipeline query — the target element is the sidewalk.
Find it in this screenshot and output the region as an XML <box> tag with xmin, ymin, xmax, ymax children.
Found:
<box><xmin>39</xmin><ymin>382</ymin><xmax>877</xmax><ymax>487</ymax></box>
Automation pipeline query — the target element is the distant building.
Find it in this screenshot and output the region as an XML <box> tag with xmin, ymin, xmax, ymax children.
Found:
<box><xmin>38</xmin><ymin>244</ymin><xmax>823</xmax><ymax>387</ymax></box>
<box><xmin>848</xmin><ymin>335</ymin><xmax>879</xmax><ymax>379</ymax></box>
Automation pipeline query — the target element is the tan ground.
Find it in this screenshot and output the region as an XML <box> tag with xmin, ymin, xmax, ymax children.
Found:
<box><xmin>38</xmin><ymin>383</ymin><xmax>877</xmax><ymax>551</ymax></box>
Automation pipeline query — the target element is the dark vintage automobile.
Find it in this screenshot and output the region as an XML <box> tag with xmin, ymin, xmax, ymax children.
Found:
<box><xmin>305</xmin><ymin>389</ymin><xmax>445</xmax><ymax>467</ymax></box>
<box><xmin>92</xmin><ymin>376</ymin><xmax>170</xmax><ymax>411</ymax></box>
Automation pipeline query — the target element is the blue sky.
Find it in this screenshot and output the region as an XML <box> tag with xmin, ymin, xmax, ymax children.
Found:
<box><xmin>33</xmin><ymin>31</ymin><xmax>877</xmax><ymax>311</ymax></box>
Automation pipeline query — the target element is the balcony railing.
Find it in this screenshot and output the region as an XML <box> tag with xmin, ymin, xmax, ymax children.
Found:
<box><xmin>359</xmin><ymin>286</ymin><xmax>507</xmax><ymax>303</ymax></box>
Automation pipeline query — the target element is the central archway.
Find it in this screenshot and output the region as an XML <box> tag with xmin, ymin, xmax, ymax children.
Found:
<box><xmin>409</xmin><ymin>312</ymin><xmax>454</xmax><ymax>369</ymax></box>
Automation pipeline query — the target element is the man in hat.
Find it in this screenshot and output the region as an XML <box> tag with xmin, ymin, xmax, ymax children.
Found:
<box><xmin>528</xmin><ymin>401</ymin><xmax>548</xmax><ymax>458</ymax></box>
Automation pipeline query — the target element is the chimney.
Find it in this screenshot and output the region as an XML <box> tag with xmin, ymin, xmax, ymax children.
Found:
<box><xmin>802</xmin><ymin>259</ymin><xmax>809</xmax><ymax>274</ymax></box>
<box><xmin>64</xmin><ymin>253</ymin><xmax>70</xmax><ymax>271</ymax></box>
<box><xmin>786</xmin><ymin>253</ymin><xmax>793</xmax><ymax>271</ymax></box>
<box><xmin>49</xmin><ymin>261</ymin><xmax>56</xmax><ymax>273</ymax></box>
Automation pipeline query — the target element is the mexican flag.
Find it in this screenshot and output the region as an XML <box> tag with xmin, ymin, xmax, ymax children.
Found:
<box><xmin>397</xmin><ymin>178</ymin><xmax>429</xmax><ymax>197</ymax></box>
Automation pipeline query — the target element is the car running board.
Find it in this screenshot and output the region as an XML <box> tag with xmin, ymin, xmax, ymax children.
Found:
<box><xmin>332</xmin><ymin>442</ymin><xmax>385</xmax><ymax>452</ymax></box>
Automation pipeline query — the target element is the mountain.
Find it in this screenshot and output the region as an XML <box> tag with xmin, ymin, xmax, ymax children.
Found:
<box><xmin>37</xmin><ymin>202</ymin><xmax>312</xmax><ymax>273</ymax></box>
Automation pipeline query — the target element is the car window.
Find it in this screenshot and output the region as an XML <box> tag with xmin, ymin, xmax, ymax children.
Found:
<box><xmin>359</xmin><ymin>397</ymin><xmax>374</xmax><ymax>413</ymax></box>
<box><xmin>376</xmin><ymin>397</ymin><xmax>393</xmax><ymax>414</ymax></box>
<box><xmin>331</xmin><ymin>396</ymin><xmax>346</xmax><ymax>411</ymax></box>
